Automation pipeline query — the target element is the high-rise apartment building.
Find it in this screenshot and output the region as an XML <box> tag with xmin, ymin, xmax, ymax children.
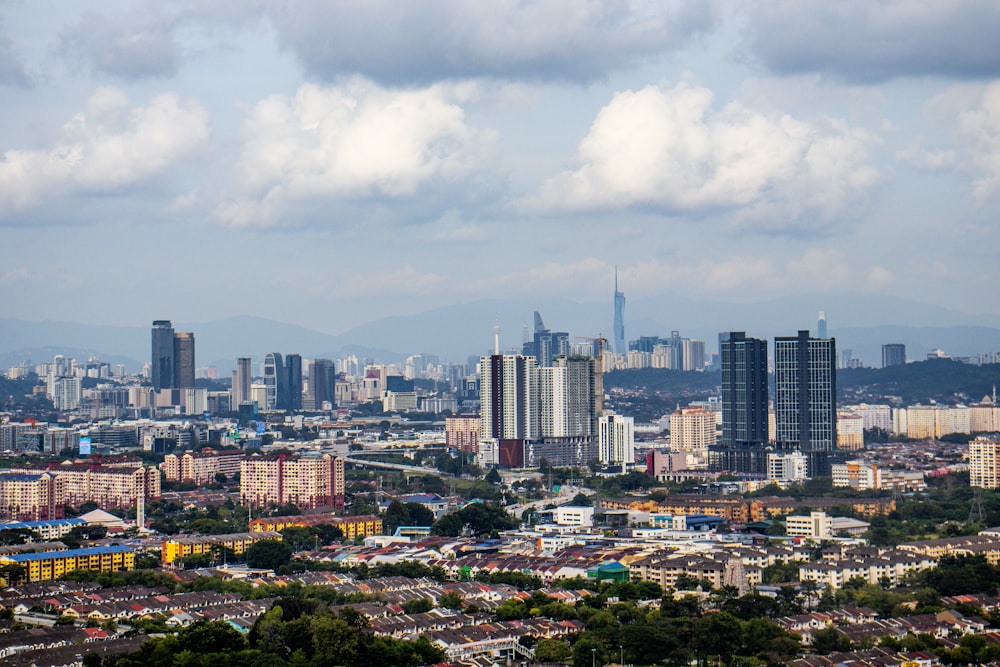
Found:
<box><xmin>970</xmin><ymin>434</ymin><xmax>1000</xmax><ymax>489</ymax></box>
<box><xmin>240</xmin><ymin>453</ymin><xmax>345</xmax><ymax>510</ymax></box>
<box><xmin>445</xmin><ymin>414</ymin><xmax>480</xmax><ymax>454</ymax></box>
<box><xmin>669</xmin><ymin>407</ymin><xmax>717</xmax><ymax>455</ymax></box>
<box><xmin>882</xmin><ymin>344</ymin><xmax>906</xmax><ymax>368</ymax></box>
<box><xmin>531</xmin><ymin>355</ymin><xmax>600</xmax><ymax>467</ymax></box>
<box><xmin>711</xmin><ymin>332</ymin><xmax>769</xmax><ymax>474</ymax></box>
<box><xmin>479</xmin><ymin>353</ymin><xmax>538</xmax><ymax>467</ymax></box>
<box><xmin>613</xmin><ymin>267</ymin><xmax>625</xmax><ymax>356</ymax></box>
<box><xmin>151</xmin><ymin>321</ymin><xmax>175</xmax><ymax>391</ymax></box>
<box><xmin>775</xmin><ymin>330</ymin><xmax>837</xmax><ymax>476</ymax></box>
<box><xmin>598</xmin><ymin>413</ymin><xmax>634</xmax><ymax>466</ymax></box>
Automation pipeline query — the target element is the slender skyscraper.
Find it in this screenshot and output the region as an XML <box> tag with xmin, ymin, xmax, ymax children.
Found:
<box><xmin>172</xmin><ymin>332</ymin><xmax>195</xmax><ymax>389</ymax></box>
<box><xmin>479</xmin><ymin>353</ymin><xmax>538</xmax><ymax>467</ymax></box>
<box><xmin>613</xmin><ymin>267</ymin><xmax>625</xmax><ymax>356</ymax></box>
<box><xmin>263</xmin><ymin>353</ymin><xmax>284</xmax><ymax>410</ymax></box>
<box><xmin>233</xmin><ymin>357</ymin><xmax>252</xmax><ymax>407</ymax></box>
<box><xmin>817</xmin><ymin>310</ymin><xmax>827</xmax><ymax>339</ymax></box>
<box><xmin>285</xmin><ymin>354</ymin><xmax>303</xmax><ymax>411</ymax></box>
<box><xmin>711</xmin><ymin>332</ymin><xmax>769</xmax><ymax>474</ymax></box>
<box><xmin>310</xmin><ymin>359</ymin><xmax>336</xmax><ymax>410</ymax></box>
<box><xmin>151</xmin><ymin>320</ymin><xmax>175</xmax><ymax>391</ymax></box>
<box><xmin>775</xmin><ymin>330</ymin><xmax>837</xmax><ymax>476</ymax></box>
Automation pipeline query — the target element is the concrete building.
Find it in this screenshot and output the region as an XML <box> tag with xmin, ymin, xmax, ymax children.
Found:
<box><xmin>445</xmin><ymin>414</ymin><xmax>480</xmax><ymax>454</ymax></box>
<box><xmin>712</xmin><ymin>332</ymin><xmax>769</xmax><ymax>474</ymax></box>
<box><xmin>775</xmin><ymin>330</ymin><xmax>837</xmax><ymax>476</ymax></box>
<box><xmin>669</xmin><ymin>407</ymin><xmax>716</xmax><ymax>456</ymax></box>
<box><xmin>767</xmin><ymin>451</ymin><xmax>808</xmax><ymax>484</ymax></box>
<box><xmin>240</xmin><ymin>453</ymin><xmax>345</xmax><ymax>510</ymax></box>
<box><xmin>0</xmin><ymin>473</ymin><xmax>65</xmax><ymax>521</ymax></box>
<box><xmin>837</xmin><ymin>412</ymin><xmax>865</xmax><ymax>450</ymax></box>
<box><xmin>163</xmin><ymin>450</ymin><xmax>244</xmax><ymax>485</ymax></box>
<box><xmin>598</xmin><ymin>413</ymin><xmax>634</xmax><ymax>466</ymax></box>
<box><xmin>161</xmin><ymin>531</ymin><xmax>282</xmax><ymax>566</ymax></box>
<box><xmin>478</xmin><ymin>353</ymin><xmax>539</xmax><ymax>468</ymax></box>
<box><xmin>0</xmin><ymin>545</ymin><xmax>134</xmax><ymax>583</ymax></box>
<box><xmin>970</xmin><ymin>434</ymin><xmax>1000</xmax><ymax>489</ymax></box>
<box><xmin>785</xmin><ymin>511</ymin><xmax>833</xmax><ymax>539</ymax></box>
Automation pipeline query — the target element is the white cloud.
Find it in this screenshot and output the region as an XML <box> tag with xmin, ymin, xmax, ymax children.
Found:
<box><xmin>0</xmin><ymin>88</ymin><xmax>208</xmax><ymax>214</ymax></box>
<box><xmin>217</xmin><ymin>79</ymin><xmax>495</xmax><ymax>228</ymax></box>
<box><xmin>957</xmin><ymin>81</ymin><xmax>1000</xmax><ymax>201</ymax></box>
<box><xmin>529</xmin><ymin>82</ymin><xmax>880</xmax><ymax>230</ymax></box>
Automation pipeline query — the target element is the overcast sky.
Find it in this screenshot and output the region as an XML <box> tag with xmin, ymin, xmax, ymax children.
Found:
<box><xmin>1</xmin><ymin>0</ymin><xmax>999</xmax><ymax>335</ymax></box>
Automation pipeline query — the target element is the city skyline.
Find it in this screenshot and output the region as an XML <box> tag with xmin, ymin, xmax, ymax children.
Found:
<box><xmin>0</xmin><ymin>3</ymin><xmax>999</xmax><ymax>334</ymax></box>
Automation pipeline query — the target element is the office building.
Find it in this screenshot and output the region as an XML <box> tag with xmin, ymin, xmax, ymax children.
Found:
<box><xmin>711</xmin><ymin>332</ymin><xmax>769</xmax><ymax>474</ymax></box>
<box><xmin>173</xmin><ymin>332</ymin><xmax>195</xmax><ymax>389</ymax></box>
<box><xmin>151</xmin><ymin>320</ymin><xmax>175</xmax><ymax>391</ymax></box>
<box><xmin>767</xmin><ymin>451</ymin><xmax>808</xmax><ymax>483</ymax></box>
<box><xmin>882</xmin><ymin>343</ymin><xmax>906</xmax><ymax>368</ymax></box>
<box><xmin>817</xmin><ymin>310</ymin><xmax>827</xmax><ymax>339</ymax></box>
<box><xmin>613</xmin><ymin>267</ymin><xmax>625</xmax><ymax>356</ymax></box>
<box><xmin>479</xmin><ymin>353</ymin><xmax>539</xmax><ymax>468</ymax></box>
<box><xmin>285</xmin><ymin>354</ymin><xmax>303</xmax><ymax>411</ymax></box>
<box><xmin>310</xmin><ymin>358</ymin><xmax>336</xmax><ymax>410</ymax></box>
<box><xmin>263</xmin><ymin>353</ymin><xmax>284</xmax><ymax>410</ymax></box>
<box><xmin>775</xmin><ymin>330</ymin><xmax>837</xmax><ymax>476</ymax></box>
<box><xmin>522</xmin><ymin>312</ymin><xmax>569</xmax><ymax>367</ymax></box>
<box><xmin>233</xmin><ymin>357</ymin><xmax>252</xmax><ymax>408</ymax></box>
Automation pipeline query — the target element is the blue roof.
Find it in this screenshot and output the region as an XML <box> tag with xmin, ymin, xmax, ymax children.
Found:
<box><xmin>1</xmin><ymin>545</ymin><xmax>133</xmax><ymax>563</ymax></box>
<box><xmin>400</xmin><ymin>494</ymin><xmax>444</xmax><ymax>503</ymax></box>
<box><xmin>0</xmin><ymin>518</ymin><xmax>86</xmax><ymax>530</ymax></box>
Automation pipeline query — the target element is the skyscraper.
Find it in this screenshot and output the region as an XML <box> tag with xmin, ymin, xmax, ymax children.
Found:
<box><xmin>284</xmin><ymin>354</ymin><xmax>303</xmax><ymax>411</ymax></box>
<box><xmin>263</xmin><ymin>353</ymin><xmax>284</xmax><ymax>410</ymax></box>
<box><xmin>310</xmin><ymin>359</ymin><xmax>336</xmax><ymax>410</ymax></box>
<box><xmin>479</xmin><ymin>353</ymin><xmax>538</xmax><ymax>467</ymax></box>
<box><xmin>817</xmin><ymin>310</ymin><xmax>827</xmax><ymax>339</ymax></box>
<box><xmin>233</xmin><ymin>357</ymin><xmax>252</xmax><ymax>407</ymax></box>
<box><xmin>151</xmin><ymin>321</ymin><xmax>175</xmax><ymax>391</ymax></box>
<box><xmin>711</xmin><ymin>332</ymin><xmax>769</xmax><ymax>474</ymax></box>
<box><xmin>172</xmin><ymin>332</ymin><xmax>195</xmax><ymax>389</ymax></box>
<box><xmin>522</xmin><ymin>311</ymin><xmax>569</xmax><ymax>367</ymax></box>
<box><xmin>882</xmin><ymin>343</ymin><xmax>906</xmax><ymax>368</ymax></box>
<box><xmin>613</xmin><ymin>267</ymin><xmax>625</xmax><ymax>356</ymax></box>
<box><xmin>775</xmin><ymin>330</ymin><xmax>837</xmax><ymax>476</ymax></box>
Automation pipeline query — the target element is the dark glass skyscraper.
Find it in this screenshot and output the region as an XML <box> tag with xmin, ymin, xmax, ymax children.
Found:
<box><xmin>711</xmin><ymin>332</ymin><xmax>769</xmax><ymax>474</ymax></box>
<box><xmin>285</xmin><ymin>354</ymin><xmax>303</xmax><ymax>411</ymax></box>
<box><xmin>263</xmin><ymin>353</ymin><xmax>284</xmax><ymax>410</ymax></box>
<box><xmin>522</xmin><ymin>311</ymin><xmax>569</xmax><ymax>367</ymax></box>
<box><xmin>172</xmin><ymin>332</ymin><xmax>195</xmax><ymax>389</ymax></box>
<box><xmin>151</xmin><ymin>320</ymin><xmax>175</xmax><ymax>391</ymax></box>
<box><xmin>775</xmin><ymin>330</ymin><xmax>837</xmax><ymax>476</ymax></box>
<box><xmin>882</xmin><ymin>343</ymin><xmax>906</xmax><ymax>368</ymax></box>
<box><xmin>310</xmin><ymin>359</ymin><xmax>336</xmax><ymax>410</ymax></box>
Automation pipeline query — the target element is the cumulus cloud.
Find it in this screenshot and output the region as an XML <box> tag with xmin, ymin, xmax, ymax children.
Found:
<box><xmin>957</xmin><ymin>81</ymin><xmax>1000</xmax><ymax>201</ymax></box>
<box><xmin>0</xmin><ymin>88</ymin><xmax>209</xmax><ymax>215</ymax></box>
<box><xmin>263</xmin><ymin>0</ymin><xmax>715</xmax><ymax>83</ymax></box>
<box><xmin>529</xmin><ymin>82</ymin><xmax>879</xmax><ymax>230</ymax></box>
<box><xmin>743</xmin><ymin>1</ymin><xmax>1000</xmax><ymax>83</ymax></box>
<box><xmin>216</xmin><ymin>79</ymin><xmax>495</xmax><ymax>228</ymax></box>
<box><xmin>59</xmin><ymin>10</ymin><xmax>182</xmax><ymax>79</ymax></box>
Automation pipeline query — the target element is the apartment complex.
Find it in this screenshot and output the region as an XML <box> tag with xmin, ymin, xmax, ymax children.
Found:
<box><xmin>669</xmin><ymin>407</ymin><xmax>717</xmax><ymax>455</ymax></box>
<box><xmin>163</xmin><ymin>449</ymin><xmax>244</xmax><ymax>485</ymax></box>
<box><xmin>161</xmin><ymin>531</ymin><xmax>282</xmax><ymax>565</ymax></box>
<box><xmin>970</xmin><ymin>434</ymin><xmax>1000</xmax><ymax>489</ymax></box>
<box><xmin>240</xmin><ymin>453</ymin><xmax>345</xmax><ymax>510</ymax></box>
<box><xmin>9</xmin><ymin>461</ymin><xmax>160</xmax><ymax>509</ymax></box>
<box><xmin>0</xmin><ymin>473</ymin><xmax>65</xmax><ymax>521</ymax></box>
<box><xmin>249</xmin><ymin>514</ymin><xmax>383</xmax><ymax>540</ymax></box>
<box><xmin>444</xmin><ymin>414</ymin><xmax>480</xmax><ymax>454</ymax></box>
<box><xmin>0</xmin><ymin>545</ymin><xmax>134</xmax><ymax>583</ymax></box>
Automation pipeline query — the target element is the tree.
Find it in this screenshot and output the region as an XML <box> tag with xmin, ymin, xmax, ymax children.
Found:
<box><xmin>401</xmin><ymin>598</ymin><xmax>433</xmax><ymax>614</ymax></box>
<box><xmin>811</xmin><ymin>626</ymin><xmax>852</xmax><ymax>654</ymax></box>
<box><xmin>484</xmin><ymin>468</ymin><xmax>502</xmax><ymax>485</ymax></box>
<box><xmin>244</xmin><ymin>540</ymin><xmax>294</xmax><ymax>570</ymax></box>
<box><xmin>534</xmin><ymin>638</ymin><xmax>571</xmax><ymax>662</ymax></box>
<box><xmin>438</xmin><ymin>591</ymin><xmax>464</xmax><ymax>610</ymax></box>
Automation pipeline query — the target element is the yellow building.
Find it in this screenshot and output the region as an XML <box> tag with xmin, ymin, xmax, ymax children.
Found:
<box><xmin>669</xmin><ymin>408</ymin><xmax>717</xmax><ymax>455</ymax></box>
<box><xmin>249</xmin><ymin>514</ymin><xmax>383</xmax><ymax>540</ymax></box>
<box><xmin>0</xmin><ymin>545</ymin><xmax>134</xmax><ymax>583</ymax></box>
<box><xmin>161</xmin><ymin>531</ymin><xmax>282</xmax><ymax>565</ymax></box>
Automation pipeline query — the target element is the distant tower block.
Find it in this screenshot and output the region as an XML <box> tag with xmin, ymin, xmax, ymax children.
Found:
<box><xmin>817</xmin><ymin>310</ymin><xmax>827</xmax><ymax>339</ymax></box>
<box><xmin>613</xmin><ymin>267</ymin><xmax>626</xmax><ymax>356</ymax></box>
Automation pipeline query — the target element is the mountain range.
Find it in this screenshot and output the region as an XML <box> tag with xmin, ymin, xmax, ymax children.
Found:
<box><xmin>2</xmin><ymin>292</ymin><xmax>999</xmax><ymax>373</ymax></box>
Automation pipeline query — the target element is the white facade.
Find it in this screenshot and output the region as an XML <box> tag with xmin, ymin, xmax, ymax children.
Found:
<box><xmin>552</xmin><ymin>505</ymin><xmax>594</xmax><ymax>527</ymax></box>
<box><xmin>598</xmin><ymin>413</ymin><xmax>635</xmax><ymax>465</ymax></box>
<box><xmin>767</xmin><ymin>451</ymin><xmax>808</xmax><ymax>483</ymax></box>
<box><xmin>669</xmin><ymin>408</ymin><xmax>716</xmax><ymax>454</ymax></box>
<box><xmin>786</xmin><ymin>511</ymin><xmax>832</xmax><ymax>539</ymax></box>
<box><xmin>970</xmin><ymin>434</ymin><xmax>1000</xmax><ymax>489</ymax></box>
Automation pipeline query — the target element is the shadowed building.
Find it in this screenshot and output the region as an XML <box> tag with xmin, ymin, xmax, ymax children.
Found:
<box><xmin>710</xmin><ymin>332</ymin><xmax>769</xmax><ymax>474</ymax></box>
<box><xmin>775</xmin><ymin>330</ymin><xmax>838</xmax><ymax>476</ymax></box>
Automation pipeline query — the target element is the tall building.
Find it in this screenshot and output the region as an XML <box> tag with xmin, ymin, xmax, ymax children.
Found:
<box><xmin>775</xmin><ymin>330</ymin><xmax>837</xmax><ymax>476</ymax></box>
<box><xmin>151</xmin><ymin>320</ymin><xmax>175</xmax><ymax>391</ymax></box>
<box><xmin>263</xmin><ymin>353</ymin><xmax>284</xmax><ymax>411</ymax></box>
<box><xmin>310</xmin><ymin>359</ymin><xmax>336</xmax><ymax>410</ymax></box>
<box><xmin>173</xmin><ymin>332</ymin><xmax>195</xmax><ymax>389</ymax></box>
<box><xmin>598</xmin><ymin>413</ymin><xmax>634</xmax><ymax>466</ymax></box>
<box><xmin>479</xmin><ymin>353</ymin><xmax>539</xmax><ymax>467</ymax></box>
<box><xmin>969</xmin><ymin>434</ymin><xmax>1000</xmax><ymax>489</ymax></box>
<box><xmin>669</xmin><ymin>407</ymin><xmax>717</xmax><ymax>456</ymax></box>
<box><xmin>711</xmin><ymin>332</ymin><xmax>769</xmax><ymax>474</ymax></box>
<box><xmin>522</xmin><ymin>311</ymin><xmax>569</xmax><ymax>367</ymax></box>
<box><xmin>240</xmin><ymin>453</ymin><xmax>345</xmax><ymax>510</ymax></box>
<box><xmin>882</xmin><ymin>343</ymin><xmax>906</xmax><ymax>368</ymax></box>
<box><xmin>613</xmin><ymin>267</ymin><xmax>625</xmax><ymax>356</ymax></box>
<box><xmin>817</xmin><ymin>310</ymin><xmax>827</xmax><ymax>339</ymax></box>
<box><xmin>233</xmin><ymin>357</ymin><xmax>252</xmax><ymax>408</ymax></box>
<box><xmin>285</xmin><ymin>354</ymin><xmax>303</xmax><ymax>411</ymax></box>
<box><xmin>532</xmin><ymin>355</ymin><xmax>599</xmax><ymax>467</ymax></box>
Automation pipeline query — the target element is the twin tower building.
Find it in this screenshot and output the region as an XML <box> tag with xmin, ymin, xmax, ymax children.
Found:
<box><xmin>713</xmin><ymin>330</ymin><xmax>838</xmax><ymax>477</ymax></box>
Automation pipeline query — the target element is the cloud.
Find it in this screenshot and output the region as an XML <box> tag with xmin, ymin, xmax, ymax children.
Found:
<box><xmin>264</xmin><ymin>0</ymin><xmax>715</xmax><ymax>83</ymax></box>
<box><xmin>0</xmin><ymin>88</ymin><xmax>209</xmax><ymax>215</ymax></box>
<box><xmin>957</xmin><ymin>81</ymin><xmax>1000</xmax><ymax>201</ymax></box>
<box><xmin>0</xmin><ymin>19</ymin><xmax>31</xmax><ymax>87</ymax></box>
<box><xmin>529</xmin><ymin>82</ymin><xmax>879</xmax><ymax>231</ymax></box>
<box><xmin>743</xmin><ymin>1</ymin><xmax>1000</xmax><ymax>83</ymax></box>
<box><xmin>58</xmin><ymin>10</ymin><xmax>181</xmax><ymax>79</ymax></box>
<box><xmin>216</xmin><ymin>79</ymin><xmax>496</xmax><ymax>229</ymax></box>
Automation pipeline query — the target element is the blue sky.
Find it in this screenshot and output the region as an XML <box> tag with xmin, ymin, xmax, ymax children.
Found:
<box><xmin>1</xmin><ymin>1</ymin><xmax>998</xmax><ymax>334</ymax></box>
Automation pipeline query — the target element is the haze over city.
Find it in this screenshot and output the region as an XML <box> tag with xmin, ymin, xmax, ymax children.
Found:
<box><xmin>1</xmin><ymin>1</ymin><xmax>999</xmax><ymax>339</ymax></box>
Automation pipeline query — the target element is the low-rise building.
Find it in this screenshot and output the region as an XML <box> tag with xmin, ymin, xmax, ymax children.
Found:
<box><xmin>161</xmin><ymin>531</ymin><xmax>283</xmax><ymax>565</ymax></box>
<box><xmin>0</xmin><ymin>545</ymin><xmax>134</xmax><ymax>583</ymax></box>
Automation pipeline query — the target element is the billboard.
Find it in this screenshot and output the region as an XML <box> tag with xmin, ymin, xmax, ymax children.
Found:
<box><xmin>79</xmin><ymin>437</ymin><xmax>92</xmax><ymax>455</ymax></box>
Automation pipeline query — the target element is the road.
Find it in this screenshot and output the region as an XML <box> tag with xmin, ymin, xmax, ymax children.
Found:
<box><xmin>504</xmin><ymin>485</ymin><xmax>594</xmax><ymax>518</ymax></box>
